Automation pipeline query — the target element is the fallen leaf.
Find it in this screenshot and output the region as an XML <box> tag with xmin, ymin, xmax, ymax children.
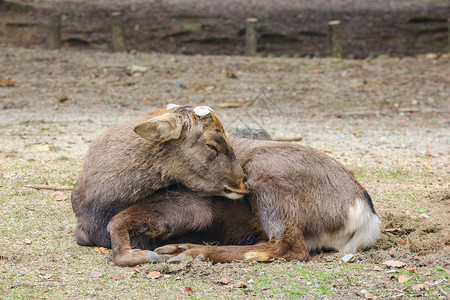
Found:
<box><xmin>232</xmin><ymin>282</ymin><xmax>247</xmax><ymax>288</ymax></box>
<box><xmin>218</xmin><ymin>277</ymin><xmax>230</xmax><ymax>285</ymax></box>
<box><xmin>349</xmin><ymin>81</ymin><xmax>365</xmax><ymax>88</ymax></box>
<box><xmin>111</xmin><ymin>274</ymin><xmax>122</xmax><ymax>280</ymax></box>
<box><xmin>57</xmin><ymin>97</ymin><xmax>70</xmax><ymax>103</ymax></box>
<box><xmin>0</xmin><ymin>78</ymin><xmax>16</xmax><ymax>86</ymax></box>
<box><xmin>373</xmin><ymin>266</ymin><xmax>382</xmax><ymax>271</ymax></box>
<box><xmin>34</xmin><ymin>144</ymin><xmax>50</xmax><ymax>152</ymax></box>
<box><xmin>406</xmin><ymin>267</ymin><xmax>418</xmax><ymax>273</ymax></box>
<box><xmin>24</xmin><ymin>239</ymin><xmax>32</xmax><ymax>245</ymax></box>
<box><xmin>42</xmin><ymin>274</ymin><xmax>52</xmax><ymax>280</ymax></box>
<box><xmin>181</xmin><ymin>286</ymin><xmax>193</xmax><ymax>296</ymax></box>
<box><xmin>412</xmin><ymin>284</ymin><xmax>429</xmax><ymax>291</ymax></box>
<box><xmin>382</xmin><ymin>260</ymin><xmax>407</xmax><ymax>268</ymax></box>
<box><xmin>384</xmin><ymin>228</ymin><xmax>401</xmax><ymax>232</ymax></box>
<box><xmin>130</xmin><ymin>65</ymin><xmax>148</xmax><ymax>73</ymax></box>
<box><xmin>147</xmin><ymin>271</ymin><xmax>161</xmax><ymax>279</ymax></box>
<box><xmin>398</xmin><ymin>275</ymin><xmax>409</xmax><ymax>283</ymax></box>
<box><xmin>364</xmin><ymin>292</ymin><xmax>377</xmax><ymax>299</ymax></box>
<box><xmin>52</xmin><ymin>191</ymin><xmax>68</xmax><ymax>201</ymax></box>
<box><xmin>76</xmin><ymin>270</ymin><xmax>88</xmax><ymax>274</ymax></box>
<box><xmin>90</xmin><ymin>270</ymin><xmax>103</xmax><ymax>278</ymax></box>
<box><xmin>94</xmin><ymin>247</ymin><xmax>110</xmax><ymax>255</ymax></box>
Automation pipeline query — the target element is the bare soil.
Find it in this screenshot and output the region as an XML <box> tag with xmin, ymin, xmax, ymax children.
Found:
<box><xmin>1</xmin><ymin>0</ymin><xmax>449</xmax><ymax>58</ymax></box>
<box><xmin>0</xmin><ymin>45</ymin><xmax>449</xmax><ymax>298</ymax></box>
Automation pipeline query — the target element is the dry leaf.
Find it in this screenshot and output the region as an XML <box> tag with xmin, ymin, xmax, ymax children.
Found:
<box><xmin>406</xmin><ymin>267</ymin><xmax>418</xmax><ymax>273</ymax></box>
<box><xmin>364</xmin><ymin>292</ymin><xmax>377</xmax><ymax>299</ymax></box>
<box><xmin>0</xmin><ymin>79</ymin><xmax>16</xmax><ymax>86</ymax></box>
<box><xmin>34</xmin><ymin>144</ymin><xmax>50</xmax><ymax>152</ymax></box>
<box><xmin>218</xmin><ymin>277</ymin><xmax>230</xmax><ymax>285</ymax></box>
<box><xmin>52</xmin><ymin>191</ymin><xmax>68</xmax><ymax>201</ymax></box>
<box><xmin>147</xmin><ymin>271</ymin><xmax>161</xmax><ymax>279</ymax></box>
<box><xmin>398</xmin><ymin>275</ymin><xmax>409</xmax><ymax>283</ymax></box>
<box><xmin>412</xmin><ymin>284</ymin><xmax>429</xmax><ymax>291</ymax></box>
<box><xmin>232</xmin><ymin>282</ymin><xmax>247</xmax><ymax>288</ymax></box>
<box><xmin>42</xmin><ymin>274</ymin><xmax>52</xmax><ymax>280</ymax></box>
<box><xmin>94</xmin><ymin>247</ymin><xmax>110</xmax><ymax>255</ymax></box>
<box><xmin>111</xmin><ymin>274</ymin><xmax>122</xmax><ymax>280</ymax></box>
<box><xmin>349</xmin><ymin>81</ymin><xmax>365</xmax><ymax>88</ymax></box>
<box><xmin>373</xmin><ymin>266</ymin><xmax>382</xmax><ymax>271</ymax></box>
<box><xmin>24</xmin><ymin>239</ymin><xmax>32</xmax><ymax>245</ymax></box>
<box><xmin>181</xmin><ymin>286</ymin><xmax>193</xmax><ymax>296</ymax></box>
<box><xmin>382</xmin><ymin>260</ymin><xmax>407</xmax><ymax>268</ymax></box>
<box><xmin>90</xmin><ymin>270</ymin><xmax>103</xmax><ymax>278</ymax></box>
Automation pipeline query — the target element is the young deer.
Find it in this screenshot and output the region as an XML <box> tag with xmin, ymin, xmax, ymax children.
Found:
<box><xmin>107</xmin><ymin>137</ymin><xmax>381</xmax><ymax>265</ymax></box>
<box><xmin>71</xmin><ymin>105</ymin><xmax>248</xmax><ymax>265</ymax></box>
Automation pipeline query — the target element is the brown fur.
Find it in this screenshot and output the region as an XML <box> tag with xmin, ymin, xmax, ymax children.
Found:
<box><xmin>71</xmin><ymin>106</ymin><xmax>247</xmax><ymax>249</ymax></box>
<box><xmin>106</xmin><ymin>138</ymin><xmax>381</xmax><ymax>266</ymax></box>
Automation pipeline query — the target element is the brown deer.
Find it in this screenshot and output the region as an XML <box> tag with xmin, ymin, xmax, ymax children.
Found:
<box><xmin>106</xmin><ymin>136</ymin><xmax>381</xmax><ymax>266</ymax></box>
<box><xmin>71</xmin><ymin>105</ymin><xmax>248</xmax><ymax>265</ymax></box>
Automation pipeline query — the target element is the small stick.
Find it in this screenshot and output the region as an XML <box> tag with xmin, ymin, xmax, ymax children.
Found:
<box><xmin>49</xmin><ymin>15</ymin><xmax>62</xmax><ymax>50</ymax></box>
<box><xmin>272</xmin><ymin>137</ymin><xmax>303</xmax><ymax>142</ymax></box>
<box><xmin>328</xmin><ymin>20</ymin><xmax>343</xmax><ymax>58</ymax></box>
<box><xmin>111</xmin><ymin>12</ymin><xmax>128</xmax><ymax>52</ymax></box>
<box><xmin>245</xmin><ymin>18</ymin><xmax>258</xmax><ymax>56</ymax></box>
<box><xmin>24</xmin><ymin>184</ymin><xmax>73</xmax><ymax>191</ymax></box>
<box><xmin>436</xmin><ymin>285</ymin><xmax>448</xmax><ymax>298</ymax></box>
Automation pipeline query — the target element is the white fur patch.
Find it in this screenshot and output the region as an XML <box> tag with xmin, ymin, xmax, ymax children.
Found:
<box><xmin>305</xmin><ymin>198</ymin><xmax>381</xmax><ymax>253</ymax></box>
<box><xmin>193</xmin><ymin>106</ymin><xmax>214</xmax><ymax>117</ymax></box>
<box><xmin>166</xmin><ymin>103</ymin><xmax>181</xmax><ymax>110</ymax></box>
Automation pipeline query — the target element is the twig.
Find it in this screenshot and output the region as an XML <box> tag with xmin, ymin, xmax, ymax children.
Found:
<box><xmin>24</xmin><ymin>184</ymin><xmax>73</xmax><ymax>191</ymax></box>
<box><xmin>436</xmin><ymin>285</ymin><xmax>448</xmax><ymax>298</ymax></box>
<box><xmin>272</xmin><ymin>137</ymin><xmax>303</xmax><ymax>142</ymax></box>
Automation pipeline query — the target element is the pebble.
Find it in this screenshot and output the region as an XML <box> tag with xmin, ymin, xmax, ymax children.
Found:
<box><xmin>342</xmin><ymin>253</ymin><xmax>356</xmax><ymax>263</ymax></box>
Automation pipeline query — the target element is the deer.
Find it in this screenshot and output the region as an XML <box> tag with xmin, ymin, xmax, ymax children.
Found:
<box><xmin>71</xmin><ymin>105</ymin><xmax>249</xmax><ymax>265</ymax></box>
<box><xmin>105</xmin><ymin>126</ymin><xmax>382</xmax><ymax>266</ymax></box>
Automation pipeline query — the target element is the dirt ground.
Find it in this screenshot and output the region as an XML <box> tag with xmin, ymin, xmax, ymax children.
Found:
<box><xmin>0</xmin><ymin>44</ymin><xmax>449</xmax><ymax>298</ymax></box>
<box><xmin>1</xmin><ymin>0</ymin><xmax>449</xmax><ymax>58</ymax></box>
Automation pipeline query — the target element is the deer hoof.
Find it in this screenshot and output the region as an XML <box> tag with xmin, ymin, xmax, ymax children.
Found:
<box><xmin>154</xmin><ymin>245</ymin><xmax>177</xmax><ymax>255</ymax></box>
<box><xmin>195</xmin><ymin>254</ymin><xmax>205</xmax><ymax>261</ymax></box>
<box><xmin>178</xmin><ymin>244</ymin><xmax>189</xmax><ymax>251</ymax></box>
<box><xmin>167</xmin><ymin>254</ymin><xmax>191</xmax><ymax>264</ymax></box>
<box><xmin>146</xmin><ymin>251</ymin><xmax>163</xmax><ymax>263</ymax></box>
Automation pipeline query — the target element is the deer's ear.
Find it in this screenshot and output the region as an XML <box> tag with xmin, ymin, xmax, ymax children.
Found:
<box><xmin>134</xmin><ymin>112</ymin><xmax>183</xmax><ymax>143</ymax></box>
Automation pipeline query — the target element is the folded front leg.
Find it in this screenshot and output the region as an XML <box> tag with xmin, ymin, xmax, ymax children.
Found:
<box><xmin>107</xmin><ymin>206</ymin><xmax>164</xmax><ymax>267</ymax></box>
<box><xmin>107</xmin><ymin>195</ymin><xmax>214</xmax><ymax>266</ymax></box>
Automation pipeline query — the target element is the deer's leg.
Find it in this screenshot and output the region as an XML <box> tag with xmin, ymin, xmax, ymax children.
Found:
<box><xmin>107</xmin><ymin>196</ymin><xmax>214</xmax><ymax>266</ymax></box>
<box><xmin>107</xmin><ymin>205</ymin><xmax>164</xmax><ymax>267</ymax></box>
<box><xmin>157</xmin><ymin>239</ymin><xmax>310</xmax><ymax>264</ymax></box>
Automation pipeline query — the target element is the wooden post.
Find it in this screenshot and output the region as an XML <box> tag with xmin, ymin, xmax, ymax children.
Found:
<box><xmin>447</xmin><ymin>18</ymin><xmax>450</xmax><ymax>53</ymax></box>
<box><xmin>111</xmin><ymin>12</ymin><xmax>127</xmax><ymax>52</ymax></box>
<box><xmin>328</xmin><ymin>20</ymin><xmax>343</xmax><ymax>59</ymax></box>
<box><xmin>48</xmin><ymin>15</ymin><xmax>62</xmax><ymax>50</ymax></box>
<box><xmin>245</xmin><ymin>18</ymin><xmax>258</xmax><ymax>56</ymax></box>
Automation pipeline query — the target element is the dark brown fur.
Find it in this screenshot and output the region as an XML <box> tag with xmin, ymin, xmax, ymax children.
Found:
<box><xmin>71</xmin><ymin>106</ymin><xmax>247</xmax><ymax>250</ymax></box>
<box><xmin>106</xmin><ymin>138</ymin><xmax>381</xmax><ymax>266</ymax></box>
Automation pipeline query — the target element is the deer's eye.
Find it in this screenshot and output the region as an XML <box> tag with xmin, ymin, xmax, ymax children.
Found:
<box><xmin>206</xmin><ymin>144</ymin><xmax>218</xmax><ymax>156</ymax></box>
